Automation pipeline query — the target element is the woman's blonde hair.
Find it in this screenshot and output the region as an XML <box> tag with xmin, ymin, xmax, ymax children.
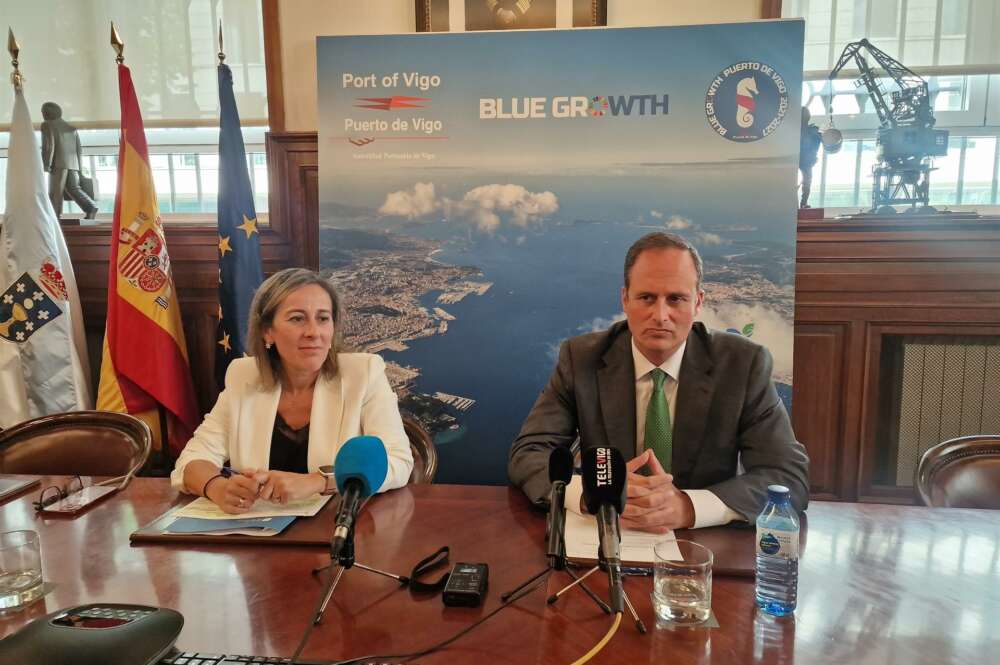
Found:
<box><xmin>246</xmin><ymin>268</ymin><xmax>343</xmax><ymax>389</ymax></box>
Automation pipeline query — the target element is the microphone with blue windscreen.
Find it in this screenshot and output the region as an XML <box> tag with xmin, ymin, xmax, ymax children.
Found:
<box><xmin>331</xmin><ymin>436</ymin><xmax>389</xmax><ymax>557</ymax></box>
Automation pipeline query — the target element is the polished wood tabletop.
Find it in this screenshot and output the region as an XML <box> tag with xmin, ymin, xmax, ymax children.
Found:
<box><xmin>1</xmin><ymin>478</ymin><xmax>998</xmax><ymax>664</ymax></box>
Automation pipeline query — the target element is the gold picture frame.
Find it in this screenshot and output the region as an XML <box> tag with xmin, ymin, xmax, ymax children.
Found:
<box><xmin>415</xmin><ymin>0</ymin><xmax>607</xmax><ymax>32</ymax></box>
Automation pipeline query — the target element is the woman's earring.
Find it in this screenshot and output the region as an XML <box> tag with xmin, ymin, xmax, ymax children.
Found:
<box><xmin>265</xmin><ymin>340</ymin><xmax>273</xmax><ymax>350</ymax></box>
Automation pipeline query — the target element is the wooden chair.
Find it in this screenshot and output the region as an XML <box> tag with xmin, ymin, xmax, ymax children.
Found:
<box><xmin>402</xmin><ymin>414</ymin><xmax>438</xmax><ymax>484</ymax></box>
<box><xmin>915</xmin><ymin>435</ymin><xmax>1000</xmax><ymax>508</ymax></box>
<box><xmin>0</xmin><ymin>411</ymin><xmax>152</xmax><ymax>478</ymax></box>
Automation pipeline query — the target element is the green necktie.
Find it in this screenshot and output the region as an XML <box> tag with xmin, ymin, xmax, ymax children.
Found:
<box><xmin>644</xmin><ymin>368</ymin><xmax>673</xmax><ymax>472</ymax></box>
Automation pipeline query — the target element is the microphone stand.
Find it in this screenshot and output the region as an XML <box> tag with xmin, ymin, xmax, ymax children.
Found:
<box><xmin>500</xmin><ymin>544</ymin><xmax>612</xmax><ymax>615</ymax></box>
<box><xmin>311</xmin><ymin>525</ymin><xmax>410</xmax><ymax>625</ymax></box>
<box><xmin>542</xmin><ymin>555</ymin><xmax>646</xmax><ymax>633</ymax></box>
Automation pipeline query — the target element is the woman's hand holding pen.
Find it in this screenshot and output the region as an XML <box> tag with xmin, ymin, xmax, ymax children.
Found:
<box><xmin>205</xmin><ymin>468</ymin><xmax>264</xmax><ymax>514</ymax></box>
<box><xmin>253</xmin><ymin>470</ymin><xmax>325</xmax><ymax>505</ymax></box>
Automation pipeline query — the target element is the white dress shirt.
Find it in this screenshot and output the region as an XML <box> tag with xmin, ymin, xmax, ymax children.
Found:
<box><xmin>565</xmin><ymin>339</ymin><xmax>744</xmax><ymax>528</ymax></box>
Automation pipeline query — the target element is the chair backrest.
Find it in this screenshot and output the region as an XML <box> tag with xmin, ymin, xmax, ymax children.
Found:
<box><xmin>0</xmin><ymin>411</ymin><xmax>152</xmax><ymax>477</ymax></box>
<box><xmin>915</xmin><ymin>435</ymin><xmax>1000</xmax><ymax>508</ymax></box>
<box><xmin>402</xmin><ymin>414</ymin><xmax>438</xmax><ymax>484</ymax></box>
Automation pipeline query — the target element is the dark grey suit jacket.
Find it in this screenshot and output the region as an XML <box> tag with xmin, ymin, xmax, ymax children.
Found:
<box><xmin>508</xmin><ymin>321</ymin><xmax>809</xmax><ymax>521</ymax></box>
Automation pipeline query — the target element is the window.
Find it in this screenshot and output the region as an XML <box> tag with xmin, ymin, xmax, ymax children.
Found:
<box><xmin>0</xmin><ymin>1</ymin><xmax>269</xmax><ymax>223</ymax></box>
<box><xmin>0</xmin><ymin>0</ymin><xmax>267</xmax><ymax>126</ymax></box>
<box><xmin>0</xmin><ymin>127</ymin><xmax>269</xmax><ymax>219</ymax></box>
<box><xmin>786</xmin><ymin>0</ymin><xmax>1000</xmax><ymax>210</ymax></box>
<box><xmin>807</xmin><ymin>134</ymin><xmax>1000</xmax><ymax>208</ymax></box>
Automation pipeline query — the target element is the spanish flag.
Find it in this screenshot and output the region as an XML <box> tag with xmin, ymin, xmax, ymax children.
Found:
<box><xmin>97</xmin><ymin>64</ymin><xmax>198</xmax><ymax>455</ymax></box>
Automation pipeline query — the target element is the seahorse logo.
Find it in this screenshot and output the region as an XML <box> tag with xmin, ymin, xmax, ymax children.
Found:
<box><xmin>735</xmin><ymin>76</ymin><xmax>758</xmax><ymax>128</ymax></box>
<box><xmin>705</xmin><ymin>61</ymin><xmax>789</xmax><ymax>143</ymax></box>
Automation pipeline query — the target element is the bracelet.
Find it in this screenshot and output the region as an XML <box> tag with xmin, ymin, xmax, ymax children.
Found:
<box><xmin>201</xmin><ymin>473</ymin><xmax>225</xmax><ymax>498</ymax></box>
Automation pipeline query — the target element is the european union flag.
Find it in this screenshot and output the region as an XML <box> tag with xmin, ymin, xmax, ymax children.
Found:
<box><xmin>215</xmin><ymin>62</ymin><xmax>264</xmax><ymax>388</ymax></box>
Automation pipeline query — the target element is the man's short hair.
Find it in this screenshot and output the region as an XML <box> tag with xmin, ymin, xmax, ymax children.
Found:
<box><xmin>623</xmin><ymin>232</ymin><xmax>703</xmax><ymax>290</ymax></box>
<box><xmin>41</xmin><ymin>102</ymin><xmax>62</xmax><ymax>121</ymax></box>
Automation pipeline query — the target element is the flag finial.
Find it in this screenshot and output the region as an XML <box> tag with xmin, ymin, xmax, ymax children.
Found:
<box><xmin>110</xmin><ymin>21</ymin><xmax>124</xmax><ymax>64</ymax></box>
<box><xmin>218</xmin><ymin>20</ymin><xmax>225</xmax><ymax>65</ymax></box>
<box><xmin>8</xmin><ymin>27</ymin><xmax>22</xmax><ymax>90</ymax></box>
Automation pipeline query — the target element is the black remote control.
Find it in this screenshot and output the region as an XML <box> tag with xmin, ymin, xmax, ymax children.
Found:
<box><xmin>442</xmin><ymin>562</ymin><xmax>489</xmax><ymax>607</ymax></box>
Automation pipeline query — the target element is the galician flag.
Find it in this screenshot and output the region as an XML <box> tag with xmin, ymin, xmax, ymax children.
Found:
<box><xmin>96</xmin><ymin>63</ymin><xmax>198</xmax><ymax>455</ymax></box>
<box><xmin>0</xmin><ymin>85</ymin><xmax>92</xmax><ymax>427</ymax></box>
<box><xmin>215</xmin><ymin>60</ymin><xmax>263</xmax><ymax>388</ymax></box>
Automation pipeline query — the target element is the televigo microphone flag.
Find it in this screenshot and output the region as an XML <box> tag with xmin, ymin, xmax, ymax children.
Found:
<box><xmin>0</xmin><ymin>86</ymin><xmax>93</xmax><ymax>427</ymax></box>
<box><xmin>96</xmin><ymin>62</ymin><xmax>199</xmax><ymax>455</ymax></box>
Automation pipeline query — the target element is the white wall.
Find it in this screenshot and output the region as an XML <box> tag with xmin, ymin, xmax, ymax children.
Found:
<box><xmin>609</xmin><ymin>0</ymin><xmax>760</xmax><ymax>27</ymax></box>
<box><xmin>277</xmin><ymin>0</ymin><xmax>763</xmax><ymax>131</ymax></box>
<box><xmin>279</xmin><ymin>0</ymin><xmax>414</xmax><ymax>131</ymax></box>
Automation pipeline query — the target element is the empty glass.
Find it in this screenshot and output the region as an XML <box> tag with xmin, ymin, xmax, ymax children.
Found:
<box><xmin>0</xmin><ymin>530</ymin><xmax>43</xmax><ymax>610</ymax></box>
<box><xmin>652</xmin><ymin>538</ymin><xmax>713</xmax><ymax>624</ymax></box>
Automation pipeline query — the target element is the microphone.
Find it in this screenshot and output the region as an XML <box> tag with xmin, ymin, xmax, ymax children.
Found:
<box><xmin>330</xmin><ymin>436</ymin><xmax>389</xmax><ymax>558</ymax></box>
<box><xmin>581</xmin><ymin>446</ymin><xmax>627</xmax><ymax>613</ymax></box>
<box><xmin>546</xmin><ymin>446</ymin><xmax>575</xmax><ymax>570</ymax></box>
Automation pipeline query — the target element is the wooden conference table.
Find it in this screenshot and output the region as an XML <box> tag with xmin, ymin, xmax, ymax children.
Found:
<box><xmin>0</xmin><ymin>478</ymin><xmax>998</xmax><ymax>664</ymax></box>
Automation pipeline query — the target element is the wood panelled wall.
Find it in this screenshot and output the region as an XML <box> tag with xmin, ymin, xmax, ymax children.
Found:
<box><xmin>60</xmin><ymin>131</ymin><xmax>1000</xmax><ymax>501</ymax></box>
<box><xmin>794</xmin><ymin>215</ymin><xmax>1000</xmax><ymax>503</ymax></box>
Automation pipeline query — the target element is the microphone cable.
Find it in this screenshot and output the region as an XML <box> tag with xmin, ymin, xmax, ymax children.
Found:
<box><xmin>319</xmin><ymin>568</ymin><xmax>552</xmax><ymax>665</ymax></box>
<box><xmin>570</xmin><ymin>611</ymin><xmax>622</xmax><ymax>665</ymax></box>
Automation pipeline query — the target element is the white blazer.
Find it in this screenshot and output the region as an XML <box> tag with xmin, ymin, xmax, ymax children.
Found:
<box><xmin>171</xmin><ymin>354</ymin><xmax>414</xmax><ymax>494</ymax></box>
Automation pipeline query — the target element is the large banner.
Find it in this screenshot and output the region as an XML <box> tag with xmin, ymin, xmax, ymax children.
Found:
<box><xmin>318</xmin><ymin>22</ymin><xmax>804</xmax><ymax>484</ymax></box>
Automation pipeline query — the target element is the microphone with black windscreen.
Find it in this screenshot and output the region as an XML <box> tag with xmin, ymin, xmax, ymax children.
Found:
<box><xmin>546</xmin><ymin>446</ymin><xmax>575</xmax><ymax>570</ymax></box>
<box><xmin>581</xmin><ymin>446</ymin><xmax>627</xmax><ymax>613</ymax></box>
<box><xmin>330</xmin><ymin>435</ymin><xmax>389</xmax><ymax>558</ymax></box>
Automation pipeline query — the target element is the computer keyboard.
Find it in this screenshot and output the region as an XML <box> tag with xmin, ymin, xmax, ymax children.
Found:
<box><xmin>160</xmin><ymin>653</ymin><xmax>319</xmax><ymax>664</ymax></box>
<box><xmin>159</xmin><ymin>652</ymin><xmax>401</xmax><ymax>665</ymax></box>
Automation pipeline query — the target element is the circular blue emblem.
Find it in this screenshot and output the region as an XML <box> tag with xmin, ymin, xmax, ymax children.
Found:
<box><xmin>705</xmin><ymin>61</ymin><xmax>789</xmax><ymax>142</ymax></box>
<box><xmin>759</xmin><ymin>532</ymin><xmax>781</xmax><ymax>555</ymax></box>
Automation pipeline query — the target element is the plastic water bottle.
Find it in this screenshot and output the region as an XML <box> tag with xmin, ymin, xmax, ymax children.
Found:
<box><xmin>754</xmin><ymin>484</ymin><xmax>799</xmax><ymax>616</ymax></box>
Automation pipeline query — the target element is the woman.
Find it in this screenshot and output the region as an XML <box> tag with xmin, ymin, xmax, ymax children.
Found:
<box><xmin>171</xmin><ymin>268</ymin><xmax>413</xmax><ymax>513</ymax></box>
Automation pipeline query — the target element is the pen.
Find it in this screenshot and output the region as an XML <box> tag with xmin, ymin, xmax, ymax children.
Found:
<box><xmin>220</xmin><ymin>467</ymin><xmax>264</xmax><ymax>496</ymax></box>
<box><xmin>621</xmin><ymin>566</ymin><xmax>653</xmax><ymax>577</ymax></box>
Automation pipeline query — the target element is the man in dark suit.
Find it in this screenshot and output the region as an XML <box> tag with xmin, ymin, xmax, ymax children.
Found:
<box><xmin>508</xmin><ymin>232</ymin><xmax>809</xmax><ymax>531</ymax></box>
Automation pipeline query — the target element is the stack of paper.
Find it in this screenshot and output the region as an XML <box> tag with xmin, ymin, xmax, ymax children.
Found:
<box><xmin>564</xmin><ymin>509</ymin><xmax>682</xmax><ymax>564</ymax></box>
<box><xmin>165</xmin><ymin>494</ymin><xmax>331</xmax><ymax>537</ymax></box>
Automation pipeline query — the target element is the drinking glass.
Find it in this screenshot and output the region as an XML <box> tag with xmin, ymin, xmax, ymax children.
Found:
<box><xmin>652</xmin><ymin>538</ymin><xmax>713</xmax><ymax>624</ymax></box>
<box><xmin>0</xmin><ymin>530</ymin><xmax>43</xmax><ymax>610</ymax></box>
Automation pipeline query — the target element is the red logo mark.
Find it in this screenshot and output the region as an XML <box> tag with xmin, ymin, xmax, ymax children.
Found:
<box><xmin>354</xmin><ymin>96</ymin><xmax>430</xmax><ymax>111</ymax></box>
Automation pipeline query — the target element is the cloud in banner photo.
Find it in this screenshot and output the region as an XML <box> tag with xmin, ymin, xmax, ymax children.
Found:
<box><xmin>645</xmin><ymin>212</ymin><xmax>727</xmax><ymax>248</ymax></box>
<box><xmin>378</xmin><ymin>182</ymin><xmax>559</xmax><ymax>232</ymax></box>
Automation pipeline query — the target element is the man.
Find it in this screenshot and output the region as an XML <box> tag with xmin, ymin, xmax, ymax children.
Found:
<box><xmin>508</xmin><ymin>232</ymin><xmax>809</xmax><ymax>531</ymax></box>
<box><xmin>40</xmin><ymin>102</ymin><xmax>98</xmax><ymax>220</ymax></box>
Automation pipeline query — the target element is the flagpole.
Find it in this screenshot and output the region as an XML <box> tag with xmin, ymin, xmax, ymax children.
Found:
<box><xmin>218</xmin><ymin>20</ymin><xmax>225</xmax><ymax>65</ymax></box>
<box><xmin>8</xmin><ymin>28</ymin><xmax>23</xmax><ymax>91</ymax></box>
<box><xmin>110</xmin><ymin>21</ymin><xmax>124</xmax><ymax>64</ymax></box>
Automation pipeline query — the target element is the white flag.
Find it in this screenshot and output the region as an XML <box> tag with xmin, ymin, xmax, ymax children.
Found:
<box><xmin>0</xmin><ymin>87</ymin><xmax>92</xmax><ymax>427</ymax></box>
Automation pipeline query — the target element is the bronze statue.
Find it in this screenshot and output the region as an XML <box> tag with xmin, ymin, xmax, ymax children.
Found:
<box><xmin>40</xmin><ymin>102</ymin><xmax>98</xmax><ymax>219</ymax></box>
<box><xmin>799</xmin><ymin>106</ymin><xmax>823</xmax><ymax>208</ymax></box>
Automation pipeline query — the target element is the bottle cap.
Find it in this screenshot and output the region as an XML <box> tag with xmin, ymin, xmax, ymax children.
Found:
<box><xmin>766</xmin><ymin>484</ymin><xmax>790</xmax><ymax>501</ymax></box>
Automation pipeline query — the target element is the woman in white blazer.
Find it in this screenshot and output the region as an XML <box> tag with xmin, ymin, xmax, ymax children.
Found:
<box><xmin>171</xmin><ymin>268</ymin><xmax>413</xmax><ymax>513</ymax></box>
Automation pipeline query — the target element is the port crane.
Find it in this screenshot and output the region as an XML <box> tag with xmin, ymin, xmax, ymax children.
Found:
<box><xmin>826</xmin><ymin>39</ymin><xmax>949</xmax><ymax>212</ymax></box>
